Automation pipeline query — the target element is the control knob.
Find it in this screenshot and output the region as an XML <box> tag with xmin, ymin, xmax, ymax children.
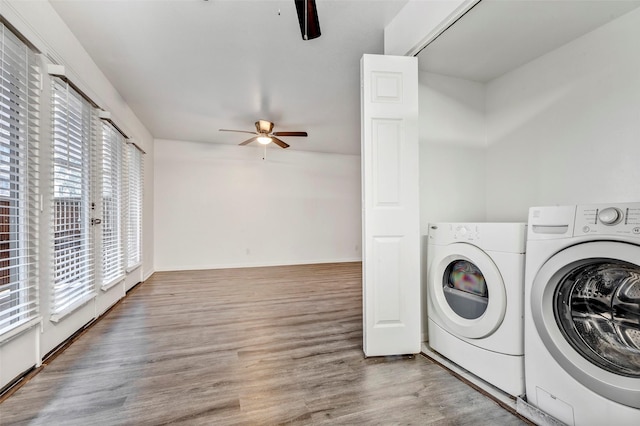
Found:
<box><xmin>598</xmin><ymin>207</ymin><xmax>623</xmax><ymax>225</ymax></box>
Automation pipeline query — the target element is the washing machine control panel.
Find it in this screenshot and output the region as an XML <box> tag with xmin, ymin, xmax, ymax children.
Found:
<box><xmin>575</xmin><ymin>203</ymin><xmax>640</xmax><ymax>237</ymax></box>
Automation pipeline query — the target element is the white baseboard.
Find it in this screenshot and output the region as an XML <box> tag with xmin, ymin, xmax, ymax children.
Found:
<box><xmin>154</xmin><ymin>257</ymin><xmax>362</xmax><ymax>272</ymax></box>
<box><xmin>421</xmin><ymin>343</ymin><xmax>518</xmax><ymax>409</ymax></box>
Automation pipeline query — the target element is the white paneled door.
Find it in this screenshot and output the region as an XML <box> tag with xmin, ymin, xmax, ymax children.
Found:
<box><xmin>361</xmin><ymin>54</ymin><xmax>420</xmax><ymax>356</ymax></box>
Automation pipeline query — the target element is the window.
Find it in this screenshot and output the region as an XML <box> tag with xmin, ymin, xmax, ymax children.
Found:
<box><xmin>126</xmin><ymin>143</ymin><xmax>143</xmax><ymax>269</ymax></box>
<box><xmin>50</xmin><ymin>77</ymin><xmax>96</xmax><ymax>320</ymax></box>
<box><xmin>100</xmin><ymin>122</ymin><xmax>124</xmax><ymax>289</ymax></box>
<box><xmin>0</xmin><ymin>23</ymin><xmax>40</xmax><ymax>336</ymax></box>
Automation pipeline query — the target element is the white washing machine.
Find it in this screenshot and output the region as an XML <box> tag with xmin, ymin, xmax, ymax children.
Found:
<box><xmin>427</xmin><ymin>222</ymin><xmax>527</xmax><ymax>397</ymax></box>
<box><xmin>525</xmin><ymin>203</ymin><xmax>640</xmax><ymax>425</ymax></box>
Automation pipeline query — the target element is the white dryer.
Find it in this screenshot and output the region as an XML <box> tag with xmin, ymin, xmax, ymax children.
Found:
<box><xmin>525</xmin><ymin>203</ymin><xmax>640</xmax><ymax>425</ymax></box>
<box><xmin>427</xmin><ymin>222</ymin><xmax>527</xmax><ymax>397</ymax></box>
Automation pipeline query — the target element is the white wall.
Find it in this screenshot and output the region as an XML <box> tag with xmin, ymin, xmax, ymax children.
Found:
<box><xmin>419</xmin><ymin>71</ymin><xmax>487</xmax><ymax>231</ymax></box>
<box><xmin>485</xmin><ymin>7</ymin><xmax>640</xmax><ymax>221</ymax></box>
<box><xmin>154</xmin><ymin>140</ymin><xmax>361</xmax><ymax>271</ymax></box>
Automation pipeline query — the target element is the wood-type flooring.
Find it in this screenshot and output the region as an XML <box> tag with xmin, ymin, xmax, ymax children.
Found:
<box><xmin>0</xmin><ymin>262</ymin><xmax>528</xmax><ymax>425</ymax></box>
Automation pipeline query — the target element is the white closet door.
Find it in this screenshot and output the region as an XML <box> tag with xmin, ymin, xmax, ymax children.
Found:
<box><xmin>361</xmin><ymin>54</ymin><xmax>420</xmax><ymax>356</ymax></box>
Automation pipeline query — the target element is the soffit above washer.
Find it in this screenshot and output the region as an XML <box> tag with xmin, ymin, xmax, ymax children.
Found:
<box><xmin>417</xmin><ymin>0</ymin><xmax>640</xmax><ymax>83</ymax></box>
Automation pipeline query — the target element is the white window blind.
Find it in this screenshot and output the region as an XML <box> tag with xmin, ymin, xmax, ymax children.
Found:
<box><xmin>51</xmin><ymin>77</ymin><xmax>96</xmax><ymax>320</ymax></box>
<box><xmin>126</xmin><ymin>143</ymin><xmax>142</xmax><ymax>270</ymax></box>
<box><xmin>99</xmin><ymin>122</ymin><xmax>124</xmax><ymax>289</ymax></box>
<box><xmin>0</xmin><ymin>23</ymin><xmax>40</xmax><ymax>336</ymax></box>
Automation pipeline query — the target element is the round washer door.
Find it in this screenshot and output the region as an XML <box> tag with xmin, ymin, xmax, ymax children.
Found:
<box><xmin>531</xmin><ymin>241</ymin><xmax>640</xmax><ymax>408</ymax></box>
<box><xmin>428</xmin><ymin>242</ymin><xmax>506</xmax><ymax>339</ymax></box>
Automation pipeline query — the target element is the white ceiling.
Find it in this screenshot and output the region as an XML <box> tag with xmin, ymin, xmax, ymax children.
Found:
<box><xmin>50</xmin><ymin>0</ymin><xmax>640</xmax><ymax>156</ymax></box>
<box><xmin>418</xmin><ymin>0</ymin><xmax>640</xmax><ymax>83</ymax></box>
<box><xmin>49</xmin><ymin>0</ymin><xmax>409</xmax><ymax>155</ymax></box>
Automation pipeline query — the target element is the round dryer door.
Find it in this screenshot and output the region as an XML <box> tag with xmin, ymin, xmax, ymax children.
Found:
<box><xmin>428</xmin><ymin>243</ymin><xmax>506</xmax><ymax>339</ymax></box>
<box><xmin>531</xmin><ymin>241</ymin><xmax>640</xmax><ymax>409</ymax></box>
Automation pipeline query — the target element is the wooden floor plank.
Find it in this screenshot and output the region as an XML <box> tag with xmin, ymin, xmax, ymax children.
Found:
<box><xmin>0</xmin><ymin>263</ymin><xmax>528</xmax><ymax>425</ymax></box>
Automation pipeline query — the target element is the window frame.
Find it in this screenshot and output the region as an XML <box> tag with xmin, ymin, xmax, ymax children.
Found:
<box><xmin>0</xmin><ymin>22</ymin><xmax>41</xmax><ymax>338</ymax></box>
<box><xmin>49</xmin><ymin>76</ymin><xmax>97</xmax><ymax>322</ymax></box>
<box><xmin>125</xmin><ymin>142</ymin><xmax>143</xmax><ymax>272</ymax></box>
<box><xmin>98</xmin><ymin>121</ymin><xmax>126</xmax><ymax>291</ymax></box>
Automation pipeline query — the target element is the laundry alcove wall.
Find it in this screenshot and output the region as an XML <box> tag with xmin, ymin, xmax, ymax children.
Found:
<box><xmin>415</xmin><ymin>0</ymin><xmax>640</xmax><ymax>227</ymax></box>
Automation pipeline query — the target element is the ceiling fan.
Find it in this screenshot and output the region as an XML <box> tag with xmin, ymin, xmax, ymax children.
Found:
<box><xmin>219</xmin><ymin>120</ymin><xmax>307</xmax><ymax>149</ymax></box>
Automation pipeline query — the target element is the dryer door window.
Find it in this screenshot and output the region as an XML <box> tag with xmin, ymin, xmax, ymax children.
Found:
<box><xmin>428</xmin><ymin>243</ymin><xmax>507</xmax><ymax>339</ymax></box>
<box><xmin>443</xmin><ymin>260</ymin><xmax>488</xmax><ymax>320</ymax></box>
<box><xmin>554</xmin><ymin>260</ymin><xmax>640</xmax><ymax>378</ymax></box>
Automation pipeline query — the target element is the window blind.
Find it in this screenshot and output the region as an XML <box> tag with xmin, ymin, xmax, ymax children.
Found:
<box><xmin>51</xmin><ymin>77</ymin><xmax>96</xmax><ymax>320</ymax></box>
<box><xmin>0</xmin><ymin>23</ymin><xmax>40</xmax><ymax>336</ymax></box>
<box><xmin>126</xmin><ymin>143</ymin><xmax>142</xmax><ymax>269</ymax></box>
<box><xmin>99</xmin><ymin>122</ymin><xmax>124</xmax><ymax>289</ymax></box>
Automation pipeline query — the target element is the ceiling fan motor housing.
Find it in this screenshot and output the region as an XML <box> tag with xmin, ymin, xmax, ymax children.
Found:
<box><xmin>256</xmin><ymin>120</ymin><xmax>274</xmax><ymax>134</ymax></box>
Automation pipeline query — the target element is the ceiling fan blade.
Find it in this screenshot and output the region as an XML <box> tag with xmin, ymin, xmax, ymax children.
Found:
<box><xmin>271</xmin><ymin>137</ymin><xmax>290</xmax><ymax>149</ymax></box>
<box><xmin>272</xmin><ymin>131</ymin><xmax>308</xmax><ymax>137</ymax></box>
<box><xmin>219</xmin><ymin>129</ymin><xmax>258</xmax><ymax>135</ymax></box>
<box><xmin>239</xmin><ymin>137</ymin><xmax>259</xmax><ymax>146</ymax></box>
<box><xmin>295</xmin><ymin>0</ymin><xmax>321</xmax><ymax>40</ymax></box>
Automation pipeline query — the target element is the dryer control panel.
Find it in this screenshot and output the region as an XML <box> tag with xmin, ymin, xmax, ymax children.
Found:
<box><xmin>574</xmin><ymin>202</ymin><xmax>640</xmax><ymax>237</ymax></box>
<box><xmin>452</xmin><ymin>224</ymin><xmax>480</xmax><ymax>241</ymax></box>
<box><xmin>428</xmin><ymin>222</ymin><xmax>526</xmax><ymax>252</ymax></box>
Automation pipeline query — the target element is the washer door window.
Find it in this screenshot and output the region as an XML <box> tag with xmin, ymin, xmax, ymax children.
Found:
<box><xmin>555</xmin><ymin>261</ymin><xmax>640</xmax><ymax>378</ymax></box>
<box><xmin>531</xmin><ymin>241</ymin><xmax>640</xmax><ymax>408</ymax></box>
<box><xmin>443</xmin><ymin>260</ymin><xmax>488</xmax><ymax>320</ymax></box>
<box><xmin>428</xmin><ymin>243</ymin><xmax>506</xmax><ymax>339</ymax></box>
